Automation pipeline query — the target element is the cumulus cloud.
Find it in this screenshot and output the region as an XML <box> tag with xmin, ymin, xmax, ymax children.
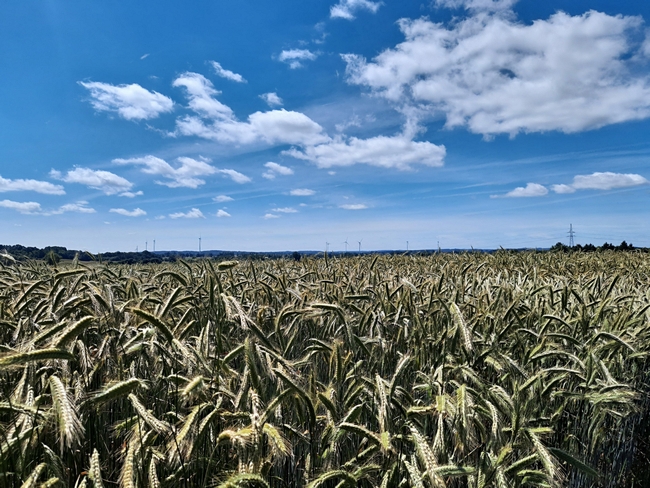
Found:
<box><xmin>263</xmin><ymin>162</ymin><xmax>294</xmax><ymax>179</ymax></box>
<box><xmin>214</xmin><ymin>195</ymin><xmax>233</xmax><ymax>202</ymax></box>
<box><xmin>79</xmin><ymin>81</ymin><xmax>173</xmax><ymax>120</ymax></box>
<box><xmin>552</xmin><ymin>172</ymin><xmax>649</xmax><ymax>193</ymax></box>
<box><xmin>172</xmin><ymin>73</ymin><xmax>233</xmax><ymax>120</ymax></box>
<box><xmin>176</xmin><ymin>108</ymin><xmax>329</xmax><ymax>146</ymax></box>
<box><xmin>0</xmin><ymin>200</ymin><xmax>42</xmax><ymax>214</ymax></box>
<box><xmin>50</xmin><ymin>202</ymin><xmax>96</xmax><ymax>215</ymax></box>
<box><xmin>210</xmin><ymin>61</ymin><xmax>246</xmax><ymax>83</ymax></box>
<box><xmin>217</xmin><ymin>169</ymin><xmax>251</xmax><ymax>184</ymax></box>
<box><xmin>263</xmin><ymin>213</ymin><xmax>280</xmax><ymax>219</ymax></box>
<box><xmin>285</xmin><ymin>134</ymin><xmax>445</xmax><ymax>170</ymax></box>
<box><xmin>216</xmin><ymin>209</ymin><xmax>231</xmax><ymax>217</ymax></box>
<box><xmin>170</xmin><ymin>208</ymin><xmax>205</xmax><ymax>219</ymax></box>
<box><xmin>113</xmin><ymin>155</ymin><xmax>217</xmax><ymax>188</ymax></box>
<box><xmin>272</xmin><ymin>207</ymin><xmax>298</xmax><ymax>213</ymax></box>
<box><xmin>0</xmin><ymin>175</ymin><xmax>65</xmax><ymax>195</ymax></box>
<box><xmin>343</xmin><ymin>10</ymin><xmax>650</xmax><ymax>137</ymax></box>
<box><xmin>331</xmin><ymin>0</ymin><xmax>382</xmax><ymax>20</ymax></box>
<box><xmin>493</xmin><ymin>183</ymin><xmax>549</xmax><ymax>198</ymax></box>
<box><xmin>340</xmin><ymin>203</ymin><xmax>368</xmax><ymax>210</ymax></box>
<box><xmin>278</xmin><ymin>49</ymin><xmax>318</xmax><ymax>69</ymax></box>
<box><xmin>119</xmin><ymin>190</ymin><xmax>144</xmax><ymax>198</ymax></box>
<box><xmin>50</xmin><ymin>168</ymin><xmax>133</xmax><ymax>195</ymax></box>
<box><xmin>172</xmin><ymin>73</ymin><xmax>330</xmax><ymax>147</ymax></box>
<box><xmin>110</xmin><ymin>208</ymin><xmax>147</xmax><ymax>217</ymax></box>
<box><xmin>290</xmin><ymin>188</ymin><xmax>315</xmax><ymax>196</ymax></box>
<box><xmin>260</xmin><ymin>92</ymin><xmax>283</xmax><ymax>107</ymax></box>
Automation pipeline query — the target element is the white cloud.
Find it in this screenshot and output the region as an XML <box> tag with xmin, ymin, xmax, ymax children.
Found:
<box><xmin>172</xmin><ymin>72</ymin><xmax>233</xmax><ymax>120</ymax></box>
<box><xmin>0</xmin><ymin>175</ymin><xmax>65</xmax><ymax>195</ymax></box>
<box><xmin>79</xmin><ymin>81</ymin><xmax>173</xmax><ymax>120</ymax></box>
<box><xmin>113</xmin><ymin>155</ymin><xmax>216</xmax><ymax>188</ymax></box>
<box><xmin>553</xmin><ymin>172</ymin><xmax>649</xmax><ymax>192</ymax></box>
<box><xmin>214</xmin><ymin>195</ymin><xmax>233</xmax><ymax>202</ymax></box>
<box><xmin>263</xmin><ymin>213</ymin><xmax>280</xmax><ymax>219</ymax></box>
<box><xmin>263</xmin><ymin>162</ymin><xmax>294</xmax><ymax>179</ymax></box>
<box><xmin>434</xmin><ymin>0</ymin><xmax>517</xmax><ymax>13</ymax></box>
<box><xmin>170</xmin><ymin>208</ymin><xmax>205</xmax><ymax>219</ymax></box>
<box><xmin>217</xmin><ymin>169</ymin><xmax>251</xmax><ymax>184</ymax></box>
<box><xmin>50</xmin><ymin>167</ymin><xmax>133</xmax><ymax>195</ymax></box>
<box><xmin>330</xmin><ymin>0</ymin><xmax>382</xmax><ymax>20</ymax></box>
<box><xmin>175</xmin><ymin>109</ymin><xmax>329</xmax><ymax>146</ymax></box>
<box><xmin>551</xmin><ymin>184</ymin><xmax>576</xmax><ymax>194</ymax></box>
<box><xmin>278</xmin><ymin>49</ymin><xmax>318</xmax><ymax>69</ymax></box>
<box><xmin>285</xmin><ymin>134</ymin><xmax>445</xmax><ymax>170</ymax></box>
<box><xmin>272</xmin><ymin>207</ymin><xmax>298</xmax><ymax>213</ymax></box>
<box><xmin>172</xmin><ymin>73</ymin><xmax>329</xmax><ymax>146</ymax></box>
<box><xmin>0</xmin><ymin>200</ymin><xmax>42</xmax><ymax>214</ymax></box>
<box><xmin>216</xmin><ymin>209</ymin><xmax>231</xmax><ymax>218</ymax></box>
<box><xmin>290</xmin><ymin>188</ymin><xmax>316</xmax><ymax>196</ymax></box>
<box><xmin>494</xmin><ymin>183</ymin><xmax>548</xmax><ymax>198</ymax></box>
<box><xmin>343</xmin><ymin>10</ymin><xmax>650</xmax><ymax>137</ymax></box>
<box><xmin>340</xmin><ymin>203</ymin><xmax>368</xmax><ymax>210</ymax></box>
<box><xmin>260</xmin><ymin>92</ymin><xmax>283</xmax><ymax>107</ymax></box>
<box><xmin>110</xmin><ymin>208</ymin><xmax>147</xmax><ymax>217</ymax></box>
<box><xmin>47</xmin><ymin>201</ymin><xmax>96</xmax><ymax>215</ymax></box>
<box><xmin>210</xmin><ymin>61</ymin><xmax>246</xmax><ymax>83</ymax></box>
<box><xmin>119</xmin><ymin>190</ymin><xmax>144</xmax><ymax>198</ymax></box>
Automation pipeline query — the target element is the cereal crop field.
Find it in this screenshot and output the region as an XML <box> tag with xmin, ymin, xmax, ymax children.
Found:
<box><xmin>1</xmin><ymin>251</ymin><xmax>649</xmax><ymax>488</ymax></box>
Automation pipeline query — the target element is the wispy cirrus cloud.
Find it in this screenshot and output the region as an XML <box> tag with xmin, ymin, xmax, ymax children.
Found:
<box><xmin>330</xmin><ymin>0</ymin><xmax>382</xmax><ymax>20</ymax></box>
<box><xmin>340</xmin><ymin>203</ymin><xmax>368</xmax><ymax>210</ymax></box>
<box><xmin>210</xmin><ymin>61</ymin><xmax>246</xmax><ymax>83</ymax></box>
<box><xmin>79</xmin><ymin>81</ymin><xmax>174</xmax><ymax>120</ymax></box>
<box><xmin>170</xmin><ymin>208</ymin><xmax>205</xmax><ymax>219</ymax></box>
<box><xmin>110</xmin><ymin>208</ymin><xmax>146</xmax><ymax>217</ymax></box>
<box><xmin>50</xmin><ymin>168</ymin><xmax>133</xmax><ymax>195</ymax></box>
<box><xmin>0</xmin><ymin>175</ymin><xmax>65</xmax><ymax>195</ymax></box>
<box><xmin>113</xmin><ymin>155</ymin><xmax>217</xmax><ymax>188</ymax></box>
<box><xmin>262</xmin><ymin>162</ymin><xmax>294</xmax><ymax>179</ymax></box>
<box><xmin>263</xmin><ymin>213</ymin><xmax>280</xmax><ymax>219</ymax></box>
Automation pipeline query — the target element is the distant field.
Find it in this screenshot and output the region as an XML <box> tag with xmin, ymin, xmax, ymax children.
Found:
<box><xmin>1</xmin><ymin>252</ymin><xmax>649</xmax><ymax>487</ymax></box>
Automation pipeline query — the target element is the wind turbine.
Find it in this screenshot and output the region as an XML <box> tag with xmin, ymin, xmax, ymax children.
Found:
<box><xmin>406</xmin><ymin>241</ymin><xmax>409</xmax><ymax>251</ymax></box>
<box><xmin>199</xmin><ymin>236</ymin><xmax>202</xmax><ymax>253</ymax></box>
<box><xmin>344</xmin><ymin>238</ymin><xmax>349</xmax><ymax>252</ymax></box>
<box><xmin>358</xmin><ymin>239</ymin><xmax>362</xmax><ymax>253</ymax></box>
<box><xmin>325</xmin><ymin>242</ymin><xmax>330</xmax><ymax>253</ymax></box>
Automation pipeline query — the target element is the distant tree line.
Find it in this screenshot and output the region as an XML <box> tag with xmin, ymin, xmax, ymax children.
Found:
<box><xmin>550</xmin><ymin>240</ymin><xmax>639</xmax><ymax>252</ymax></box>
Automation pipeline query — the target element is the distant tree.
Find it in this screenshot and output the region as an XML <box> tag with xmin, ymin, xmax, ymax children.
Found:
<box><xmin>550</xmin><ymin>242</ymin><xmax>570</xmax><ymax>252</ymax></box>
<box><xmin>292</xmin><ymin>251</ymin><xmax>301</xmax><ymax>261</ymax></box>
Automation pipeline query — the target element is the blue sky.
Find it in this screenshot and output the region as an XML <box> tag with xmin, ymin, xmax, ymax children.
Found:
<box><xmin>2</xmin><ymin>0</ymin><xmax>650</xmax><ymax>252</ymax></box>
